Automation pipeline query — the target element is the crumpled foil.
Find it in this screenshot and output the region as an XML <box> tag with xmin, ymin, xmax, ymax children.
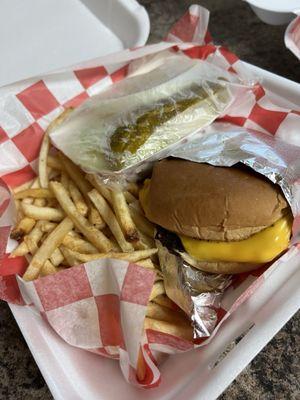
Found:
<box><xmin>156</xmin><ymin>123</ymin><xmax>300</xmax><ymax>340</ymax></box>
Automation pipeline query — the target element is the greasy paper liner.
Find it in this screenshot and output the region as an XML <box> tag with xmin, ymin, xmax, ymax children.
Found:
<box><xmin>0</xmin><ymin>5</ymin><xmax>300</xmax><ymax>388</ymax></box>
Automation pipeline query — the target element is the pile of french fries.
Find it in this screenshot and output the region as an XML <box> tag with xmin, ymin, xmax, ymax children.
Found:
<box><xmin>9</xmin><ymin>109</ymin><xmax>193</xmax><ymax>378</ymax></box>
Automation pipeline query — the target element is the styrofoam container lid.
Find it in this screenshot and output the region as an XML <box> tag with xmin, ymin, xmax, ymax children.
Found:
<box><xmin>246</xmin><ymin>0</ymin><xmax>300</xmax><ymax>13</ymax></box>
<box><xmin>0</xmin><ymin>0</ymin><xmax>149</xmax><ymax>88</ymax></box>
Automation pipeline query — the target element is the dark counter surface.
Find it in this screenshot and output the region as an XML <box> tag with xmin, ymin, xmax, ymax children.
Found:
<box><xmin>0</xmin><ymin>0</ymin><xmax>299</xmax><ymax>399</ymax></box>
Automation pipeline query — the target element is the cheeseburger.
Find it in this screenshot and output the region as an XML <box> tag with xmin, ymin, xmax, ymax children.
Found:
<box><xmin>140</xmin><ymin>159</ymin><xmax>292</xmax><ymax>274</ymax></box>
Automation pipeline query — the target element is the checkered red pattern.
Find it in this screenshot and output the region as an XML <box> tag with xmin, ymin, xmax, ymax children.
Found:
<box><xmin>285</xmin><ymin>15</ymin><xmax>300</xmax><ymax>60</ymax></box>
<box><xmin>0</xmin><ymin>4</ymin><xmax>300</xmax><ymax>388</ymax></box>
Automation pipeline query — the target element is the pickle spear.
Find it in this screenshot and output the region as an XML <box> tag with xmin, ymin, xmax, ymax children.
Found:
<box><xmin>110</xmin><ymin>83</ymin><xmax>221</xmax><ymax>155</ymax></box>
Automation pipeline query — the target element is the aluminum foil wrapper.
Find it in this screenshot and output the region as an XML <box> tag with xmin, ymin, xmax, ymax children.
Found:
<box><xmin>156</xmin><ymin>123</ymin><xmax>300</xmax><ymax>340</ymax></box>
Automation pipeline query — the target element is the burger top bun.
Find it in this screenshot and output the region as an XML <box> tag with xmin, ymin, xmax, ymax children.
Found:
<box><xmin>144</xmin><ymin>159</ymin><xmax>289</xmax><ymax>241</ymax></box>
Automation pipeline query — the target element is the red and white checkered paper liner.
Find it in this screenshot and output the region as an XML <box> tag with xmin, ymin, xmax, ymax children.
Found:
<box><xmin>285</xmin><ymin>14</ymin><xmax>300</xmax><ymax>60</ymax></box>
<box><xmin>1</xmin><ymin>5</ymin><xmax>300</xmax><ymax>388</ymax></box>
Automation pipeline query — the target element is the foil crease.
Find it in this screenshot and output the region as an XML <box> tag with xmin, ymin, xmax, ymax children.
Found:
<box><xmin>157</xmin><ymin>124</ymin><xmax>300</xmax><ymax>339</ymax></box>
<box><xmin>156</xmin><ymin>241</ymin><xmax>231</xmax><ymax>339</ymax></box>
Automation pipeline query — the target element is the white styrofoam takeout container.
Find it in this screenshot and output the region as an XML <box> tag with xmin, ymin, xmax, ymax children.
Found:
<box><xmin>0</xmin><ymin>0</ymin><xmax>149</xmax><ymax>87</ymax></box>
<box><xmin>2</xmin><ymin>1</ymin><xmax>300</xmax><ymax>399</ymax></box>
<box><xmin>245</xmin><ymin>0</ymin><xmax>299</xmax><ymax>25</ymax></box>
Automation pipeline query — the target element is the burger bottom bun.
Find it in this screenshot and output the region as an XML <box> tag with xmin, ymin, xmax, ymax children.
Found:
<box><xmin>179</xmin><ymin>251</ymin><xmax>262</xmax><ymax>275</ymax></box>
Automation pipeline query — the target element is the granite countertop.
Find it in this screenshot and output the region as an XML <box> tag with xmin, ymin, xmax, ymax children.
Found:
<box><xmin>0</xmin><ymin>0</ymin><xmax>299</xmax><ymax>399</ymax></box>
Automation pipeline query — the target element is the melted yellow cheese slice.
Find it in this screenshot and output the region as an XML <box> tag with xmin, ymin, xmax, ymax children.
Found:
<box><xmin>180</xmin><ymin>216</ymin><xmax>292</xmax><ymax>263</ymax></box>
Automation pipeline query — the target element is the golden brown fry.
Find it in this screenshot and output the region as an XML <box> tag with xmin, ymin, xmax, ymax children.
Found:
<box><xmin>88</xmin><ymin>206</ymin><xmax>105</xmax><ymax>229</ymax></box>
<box><xmin>50</xmin><ymin>248</ymin><xmax>64</xmax><ymax>266</ymax></box>
<box><xmin>10</xmin><ymin>222</ymin><xmax>57</xmax><ymax>257</ymax></box>
<box><xmin>13</xmin><ymin>180</ymin><xmax>34</xmax><ymax>194</ymax></box>
<box><xmin>60</xmin><ymin>172</ymin><xmax>69</xmax><ymax>188</ymax></box>
<box><xmin>24</xmin><ymin>234</ymin><xmax>40</xmax><ymax>254</ymax></box>
<box><xmin>58</xmin><ymin>152</ymin><xmax>92</xmax><ymax>195</ymax></box>
<box><xmin>126</xmin><ymin>182</ymin><xmax>139</xmax><ymax>197</ymax></box>
<box><xmin>149</xmin><ymin>281</ymin><xmax>165</xmax><ymax>301</ymax></box>
<box><xmin>152</xmin><ymin>294</ymin><xmax>176</xmax><ymax>310</ymax></box>
<box><xmin>40</xmin><ymin>260</ymin><xmax>60</xmax><ymax>277</ymax></box>
<box><xmin>88</xmin><ymin>189</ymin><xmax>134</xmax><ymax>252</ymax></box>
<box><xmin>39</xmin><ymin>133</ymin><xmax>50</xmax><ymax>188</ymax></box>
<box><xmin>144</xmin><ymin>317</ymin><xmax>193</xmax><ymax>341</ymax></box>
<box><xmin>14</xmin><ymin>188</ymin><xmax>54</xmax><ymax>200</ymax></box>
<box><xmin>21</xmin><ymin>203</ymin><xmax>64</xmax><ymax>222</ymax></box>
<box><xmin>69</xmin><ymin>180</ymin><xmax>88</xmax><ymax>216</ymax></box>
<box><xmin>146</xmin><ymin>302</ymin><xmax>186</xmax><ymax>324</ymax></box>
<box><xmin>34</xmin><ymin>198</ymin><xmax>47</xmax><ymax>207</ymax></box>
<box><xmin>60</xmin><ymin>245</ymin><xmax>80</xmax><ymax>266</ymax></box>
<box><xmin>86</xmin><ymin>174</ymin><xmax>112</xmax><ymax>204</ymax></box>
<box><xmin>50</xmin><ymin>181</ymin><xmax>112</xmax><ymax>252</ymax></box>
<box><xmin>63</xmin><ymin>248</ymin><xmax>158</xmax><ymax>264</ymax></box>
<box><xmin>10</xmin><ymin>217</ymin><xmax>36</xmax><ymax>241</ymax></box>
<box><xmin>134</xmin><ymin>258</ymin><xmax>155</xmax><ymax>269</ymax></box>
<box><xmin>48</xmin><ymin>168</ymin><xmax>61</xmax><ymax>180</ymax></box>
<box><xmin>62</xmin><ymin>233</ymin><xmax>98</xmax><ymax>254</ymax></box>
<box><xmin>47</xmin><ymin>155</ymin><xmax>64</xmax><ymax>170</ymax></box>
<box><xmin>124</xmin><ymin>191</ymin><xmax>136</xmax><ymax>204</ymax></box>
<box><xmin>39</xmin><ymin>108</ymin><xmax>73</xmax><ymax>188</ymax></box>
<box><xmin>129</xmin><ymin>206</ymin><xmax>155</xmax><ymax>238</ymax></box>
<box><xmin>110</xmin><ymin>188</ymin><xmax>139</xmax><ymax>242</ymax></box>
<box><xmin>39</xmin><ymin>221</ymin><xmax>57</xmax><ymax>233</ymax></box>
<box><xmin>11</xmin><ymin>222</ymin><xmax>44</xmax><ymax>256</ymax></box>
<box><xmin>23</xmin><ymin>217</ymin><xmax>74</xmax><ymax>281</ymax></box>
<box><xmin>57</xmin><ymin>155</ymin><xmax>105</xmax><ymax>227</ymax></box>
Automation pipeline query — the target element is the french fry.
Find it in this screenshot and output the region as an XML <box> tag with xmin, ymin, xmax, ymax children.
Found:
<box><xmin>14</xmin><ymin>188</ymin><xmax>55</xmax><ymax>200</ymax></box>
<box><xmin>62</xmin><ymin>233</ymin><xmax>98</xmax><ymax>254</ymax></box>
<box><xmin>10</xmin><ymin>217</ymin><xmax>36</xmax><ymax>241</ymax></box>
<box><xmin>124</xmin><ymin>191</ymin><xmax>136</xmax><ymax>204</ymax></box>
<box><xmin>39</xmin><ymin>108</ymin><xmax>73</xmax><ymax>188</ymax></box>
<box><xmin>60</xmin><ymin>172</ymin><xmax>69</xmax><ymax>188</ymax></box>
<box><xmin>86</xmin><ymin>174</ymin><xmax>112</xmax><ymax>204</ymax></box>
<box><xmin>21</xmin><ymin>203</ymin><xmax>64</xmax><ymax>222</ymax></box>
<box><xmin>57</xmin><ymin>154</ymin><xmax>105</xmax><ymax>227</ymax></box>
<box><xmin>11</xmin><ymin>220</ymin><xmax>57</xmax><ymax>257</ymax></box>
<box><xmin>62</xmin><ymin>248</ymin><xmax>158</xmax><ymax>263</ymax></box>
<box><xmin>38</xmin><ymin>133</ymin><xmax>50</xmax><ymax>188</ymax></box>
<box><xmin>40</xmin><ymin>260</ymin><xmax>59</xmax><ymax>277</ymax></box>
<box><xmin>129</xmin><ymin>205</ymin><xmax>155</xmax><ymax>238</ymax></box>
<box><xmin>13</xmin><ymin>180</ymin><xmax>35</xmax><ymax>194</ymax></box>
<box><xmin>11</xmin><ymin>221</ymin><xmax>44</xmax><ymax>256</ymax></box>
<box><xmin>23</xmin><ymin>217</ymin><xmax>74</xmax><ymax>281</ymax></box>
<box><xmin>50</xmin><ymin>181</ymin><xmax>112</xmax><ymax>252</ymax></box>
<box><xmin>47</xmin><ymin>155</ymin><xmax>64</xmax><ymax>170</ymax></box>
<box><xmin>24</xmin><ymin>234</ymin><xmax>40</xmax><ymax>254</ymax></box>
<box><xmin>146</xmin><ymin>302</ymin><xmax>186</xmax><ymax>324</ymax></box>
<box><xmin>88</xmin><ymin>189</ymin><xmax>134</xmax><ymax>252</ymax></box>
<box><xmin>135</xmin><ymin>258</ymin><xmax>155</xmax><ymax>269</ymax></box>
<box><xmin>149</xmin><ymin>281</ymin><xmax>165</xmax><ymax>301</ymax></box>
<box><xmin>144</xmin><ymin>317</ymin><xmax>193</xmax><ymax>341</ymax></box>
<box><xmin>152</xmin><ymin>294</ymin><xmax>176</xmax><ymax>310</ymax></box>
<box><xmin>34</xmin><ymin>198</ymin><xmax>47</xmax><ymax>207</ymax></box>
<box><xmin>60</xmin><ymin>245</ymin><xmax>80</xmax><ymax>266</ymax></box>
<box><xmin>58</xmin><ymin>152</ymin><xmax>92</xmax><ymax>195</ymax></box>
<box><xmin>50</xmin><ymin>248</ymin><xmax>64</xmax><ymax>266</ymax></box>
<box><xmin>69</xmin><ymin>180</ymin><xmax>88</xmax><ymax>216</ymax></box>
<box><xmin>88</xmin><ymin>206</ymin><xmax>105</xmax><ymax>229</ymax></box>
<box><xmin>126</xmin><ymin>182</ymin><xmax>139</xmax><ymax>197</ymax></box>
<box><xmin>133</xmin><ymin>230</ymin><xmax>155</xmax><ymax>251</ymax></box>
<box><xmin>110</xmin><ymin>188</ymin><xmax>139</xmax><ymax>242</ymax></box>
<box><xmin>39</xmin><ymin>221</ymin><xmax>57</xmax><ymax>233</ymax></box>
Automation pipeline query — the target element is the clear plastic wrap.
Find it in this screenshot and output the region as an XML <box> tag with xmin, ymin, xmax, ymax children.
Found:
<box><xmin>49</xmin><ymin>54</ymin><xmax>249</xmax><ymax>176</ymax></box>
